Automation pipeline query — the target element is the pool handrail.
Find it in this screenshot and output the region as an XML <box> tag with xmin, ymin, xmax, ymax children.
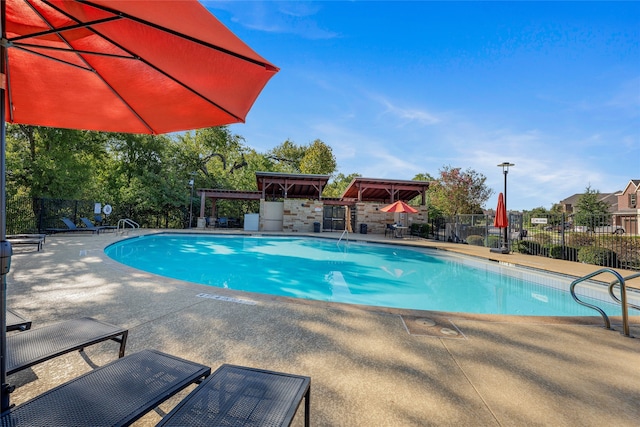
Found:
<box><xmin>337</xmin><ymin>229</ymin><xmax>349</xmax><ymax>246</ymax></box>
<box><xmin>608</xmin><ymin>272</ymin><xmax>640</xmax><ymax>312</ymax></box>
<box><xmin>117</xmin><ymin>218</ymin><xmax>140</xmax><ymax>233</ymax></box>
<box><xmin>569</xmin><ymin>268</ymin><xmax>632</xmax><ymax>337</ymax></box>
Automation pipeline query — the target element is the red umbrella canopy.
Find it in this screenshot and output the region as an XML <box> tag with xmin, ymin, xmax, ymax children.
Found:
<box><xmin>2</xmin><ymin>0</ymin><xmax>279</xmax><ymax>134</ymax></box>
<box><xmin>380</xmin><ymin>200</ymin><xmax>418</xmax><ymax>213</ymax></box>
<box><xmin>494</xmin><ymin>192</ymin><xmax>508</xmax><ymax>228</ymax></box>
<box><xmin>0</xmin><ymin>0</ymin><xmax>280</xmax><ymax>412</ymax></box>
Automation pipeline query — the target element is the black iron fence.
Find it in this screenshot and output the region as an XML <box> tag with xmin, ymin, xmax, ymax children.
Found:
<box><xmin>5</xmin><ymin>195</ymin><xmax>189</xmax><ymax>234</ymax></box>
<box><xmin>427</xmin><ymin>213</ymin><xmax>639</xmax><ymax>271</ymax></box>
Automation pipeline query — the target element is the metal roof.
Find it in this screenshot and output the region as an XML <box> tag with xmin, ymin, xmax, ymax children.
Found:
<box><xmin>340</xmin><ymin>177</ymin><xmax>431</xmax><ymax>204</ymax></box>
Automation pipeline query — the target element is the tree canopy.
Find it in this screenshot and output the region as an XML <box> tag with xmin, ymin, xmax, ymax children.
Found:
<box><xmin>424</xmin><ymin>166</ymin><xmax>493</xmax><ymax>216</ymax></box>
<box><xmin>5</xmin><ymin>125</ymin><xmax>339</xmax><ymax>227</ymax></box>
<box><xmin>7</xmin><ymin>124</ymin><xmax>502</xmax><ymax>228</ymax></box>
<box><xmin>573</xmin><ymin>185</ymin><xmax>611</xmax><ymax>227</ymax></box>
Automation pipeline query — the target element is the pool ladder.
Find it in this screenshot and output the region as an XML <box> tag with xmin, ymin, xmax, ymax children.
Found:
<box><xmin>570</xmin><ymin>268</ymin><xmax>640</xmax><ymax>338</ymax></box>
<box><xmin>116</xmin><ymin>218</ymin><xmax>139</xmax><ymax>234</ymax></box>
<box><xmin>337</xmin><ymin>229</ymin><xmax>349</xmax><ymax>246</ymax></box>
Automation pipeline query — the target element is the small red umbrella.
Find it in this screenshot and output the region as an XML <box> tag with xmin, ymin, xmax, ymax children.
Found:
<box><xmin>494</xmin><ymin>193</ymin><xmax>508</xmax><ymax>228</ymax></box>
<box><xmin>380</xmin><ymin>200</ymin><xmax>418</xmax><ymax>213</ymax></box>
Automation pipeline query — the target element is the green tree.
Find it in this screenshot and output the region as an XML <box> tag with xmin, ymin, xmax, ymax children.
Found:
<box><xmin>6</xmin><ymin>124</ymin><xmax>106</xmax><ymax>199</ymax></box>
<box><xmin>573</xmin><ymin>185</ymin><xmax>611</xmax><ymax>228</ymax></box>
<box><xmin>299</xmin><ymin>139</ymin><xmax>336</xmax><ymax>175</ymax></box>
<box><xmin>412</xmin><ymin>173</ymin><xmax>436</xmax><ymax>182</ymax></box>
<box><xmin>428</xmin><ymin>166</ymin><xmax>493</xmax><ymax>216</ymax></box>
<box><xmin>266</xmin><ymin>139</ymin><xmax>336</xmax><ymax>175</ymax></box>
<box><xmin>323</xmin><ymin>173</ymin><xmax>361</xmax><ymax>198</ymax></box>
<box><xmin>266</xmin><ymin>139</ymin><xmax>305</xmax><ymax>172</ymax></box>
<box><xmin>523</xmin><ymin>206</ymin><xmax>550</xmax><ymax>228</ymax></box>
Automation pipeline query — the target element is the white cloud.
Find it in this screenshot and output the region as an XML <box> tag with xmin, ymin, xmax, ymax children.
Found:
<box><xmin>371</xmin><ymin>95</ymin><xmax>441</xmax><ymax>126</ymax></box>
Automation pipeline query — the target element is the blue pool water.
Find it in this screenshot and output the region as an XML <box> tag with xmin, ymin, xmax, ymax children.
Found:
<box><xmin>104</xmin><ymin>234</ymin><xmax>637</xmax><ymax>316</ymax></box>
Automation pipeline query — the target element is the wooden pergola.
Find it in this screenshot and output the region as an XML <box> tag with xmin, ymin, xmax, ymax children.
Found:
<box><xmin>197</xmin><ymin>172</ymin><xmax>331</xmax><ymax>218</ymax></box>
<box><xmin>198</xmin><ymin>173</ymin><xmax>431</xmax><ymax>219</ymax></box>
<box><xmin>340</xmin><ymin>177</ymin><xmax>431</xmax><ymax>205</ymax></box>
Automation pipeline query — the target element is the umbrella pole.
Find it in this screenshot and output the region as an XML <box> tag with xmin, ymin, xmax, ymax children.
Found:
<box><xmin>0</xmin><ymin>92</ymin><xmax>10</xmax><ymax>413</ymax></box>
<box><xmin>0</xmin><ymin>1</ymin><xmax>11</xmax><ymax>411</ymax></box>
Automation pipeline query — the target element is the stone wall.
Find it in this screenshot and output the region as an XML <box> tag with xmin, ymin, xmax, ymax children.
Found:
<box><xmin>283</xmin><ymin>199</ymin><xmax>324</xmax><ymax>232</ymax></box>
<box><xmin>258</xmin><ymin>199</ymin><xmax>428</xmax><ymax>234</ymax></box>
<box><xmin>355</xmin><ymin>203</ymin><xmax>428</xmax><ymax>234</ymax></box>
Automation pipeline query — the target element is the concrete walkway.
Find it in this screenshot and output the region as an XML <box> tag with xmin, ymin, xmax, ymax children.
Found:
<box><xmin>5</xmin><ymin>229</ymin><xmax>640</xmax><ymax>426</ymax></box>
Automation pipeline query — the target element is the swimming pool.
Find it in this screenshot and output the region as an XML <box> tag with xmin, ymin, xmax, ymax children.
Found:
<box><xmin>104</xmin><ymin>234</ymin><xmax>638</xmax><ymax>316</ymax></box>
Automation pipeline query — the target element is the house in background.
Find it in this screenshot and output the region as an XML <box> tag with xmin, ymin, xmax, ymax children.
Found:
<box><xmin>613</xmin><ymin>179</ymin><xmax>640</xmax><ymax>235</ymax></box>
<box><xmin>559</xmin><ymin>191</ymin><xmax>619</xmax><ymax>214</ymax></box>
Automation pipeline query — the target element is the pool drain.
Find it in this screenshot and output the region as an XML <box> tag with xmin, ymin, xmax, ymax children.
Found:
<box><xmin>416</xmin><ymin>318</ymin><xmax>437</xmax><ymax>327</ymax></box>
<box><xmin>400</xmin><ymin>315</ymin><xmax>465</xmax><ymax>339</ymax></box>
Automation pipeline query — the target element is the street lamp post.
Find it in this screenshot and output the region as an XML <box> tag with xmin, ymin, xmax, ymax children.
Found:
<box><xmin>188</xmin><ymin>172</ymin><xmax>196</xmax><ymax>229</ymax></box>
<box><xmin>498</xmin><ymin>162</ymin><xmax>514</xmax><ymax>253</ymax></box>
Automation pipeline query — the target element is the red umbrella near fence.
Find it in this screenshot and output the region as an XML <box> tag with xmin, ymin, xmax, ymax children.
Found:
<box><xmin>491</xmin><ymin>192</ymin><xmax>509</xmax><ymax>253</ymax></box>
<box><xmin>0</xmin><ymin>0</ymin><xmax>278</xmax><ymax>410</ymax></box>
<box><xmin>494</xmin><ymin>193</ymin><xmax>508</xmax><ymax>228</ymax></box>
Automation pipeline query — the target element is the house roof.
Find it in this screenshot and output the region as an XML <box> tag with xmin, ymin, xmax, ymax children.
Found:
<box><xmin>622</xmin><ymin>179</ymin><xmax>640</xmax><ymax>195</ymax></box>
<box><xmin>560</xmin><ymin>192</ymin><xmax>620</xmax><ymax>213</ymax></box>
<box><xmin>340</xmin><ymin>177</ymin><xmax>431</xmax><ymax>204</ymax></box>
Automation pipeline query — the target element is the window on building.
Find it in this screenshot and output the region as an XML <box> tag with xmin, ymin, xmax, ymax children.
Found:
<box><xmin>630</xmin><ymin>193</ymin><xmax>637</xmax><ymax>208</ymax></box>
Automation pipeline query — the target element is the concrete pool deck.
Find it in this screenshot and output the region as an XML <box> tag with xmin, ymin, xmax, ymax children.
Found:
<box><xmin>5</xmin><ymin>229</ymin><xmax>640</xmax><ymax>426</ymax></box>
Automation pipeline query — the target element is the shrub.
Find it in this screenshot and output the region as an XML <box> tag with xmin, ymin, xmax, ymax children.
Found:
<box><xmin>486</xmin><ymin>235</ymin><xmax>501</xmax><ymax>248</ymax></box>
<box><xmin>466</xmin><ymin>235</ymin><xmax>484</xmax><ymax>246</ymax></box>
<box><xmin>532</xmin><ymin>232</ymin><xmax>552</xmax><ymax>245</ymax></box>
<box><xmin>578</xmin><ymin>247</ymin><xmax>619</xmax><ymax>268</ymax></box>
<box><xmin>566</xmin><ymin>233</ymin><xmax>594</xmax><ymax>247</ymax></box>
<box><xmin>410</xmin><ymin>223</ymin><xmax>430</xmax><ymax>238</ymax></box>
<box><xmin>548</xmin><ymin>245</ymin><xmax>563</xmax><ymax>259</ymax></box>
<box><xmin>518</xmin><ymin>240</ymin><xmax>543</xmax><ymax>256</ymax></box>
<box><xmin>512</xmin><ymin>240</ymin><xmax>528</xmax><ymax>254</ymax></box>
<box><xmin>563</xmin><ymin>246</ymin><xmax>580</xmax><ymax>262</ymax></box>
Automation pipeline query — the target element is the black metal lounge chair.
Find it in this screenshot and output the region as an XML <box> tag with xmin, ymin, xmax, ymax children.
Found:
<box><xmin>157</xmin><ymin>364</ymin><xmax>311</xmax><ymax>427</ymax></box>
<box><xmin>6</xmin><ymin>309</ymin><xmax>32</xmax><ymax>332</ymax></box>
<box><xmin>6</xmin><ymin>234</ymin><xmax>45</xmax><ymax>251</ymax></box>
<box><xmin>80</xmin><ymin>217</ymin><xmax>117</xmax><ymax>233</ymax></box>
<box><xmin>46</xmin><ymin>217</ymin><xmax>99</xmax><ymax>234</ymax></box>
<box><xmin>6</xmin><ymin>317</ymin><xmax>127</xmax><ymax>375</ymax></box>
<box><xmin>0</xmin><ymin>349</ymin><xmax>211</xmax><ymax>426</ymax></box>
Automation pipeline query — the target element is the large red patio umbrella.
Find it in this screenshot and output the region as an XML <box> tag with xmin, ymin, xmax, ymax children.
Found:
<box><xmin>380</xmin><ymin>200</ymin><xmax>418</xmax><ymax>214</ymax></box>
<box><xmin>0</xmin><ymin>0</ymin><xmax>278</xmax><ymax>410</ymax></box>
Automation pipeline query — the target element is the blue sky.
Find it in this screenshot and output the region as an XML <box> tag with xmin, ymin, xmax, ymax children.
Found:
<box><xmin>205</xmin><ymin>1</ymin><xmax>639</xmax><ymax>212</ymax></box>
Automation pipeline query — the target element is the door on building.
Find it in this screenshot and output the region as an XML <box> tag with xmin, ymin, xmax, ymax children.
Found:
<box><xmin>323</xmin><ymin>206</ymin><xmax>345</xmax><ymax>231</ymax></box>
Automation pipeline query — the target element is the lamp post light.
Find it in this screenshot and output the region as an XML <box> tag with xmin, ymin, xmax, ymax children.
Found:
<box><xmin>498</xmin><ymin>162</ymin><xmax>514</xmax><ymax>253</ymax></box>
<box><xmin>188</xmin><ymin>172</ymin><xmax>196</xmax><ymax>229</ymax></box>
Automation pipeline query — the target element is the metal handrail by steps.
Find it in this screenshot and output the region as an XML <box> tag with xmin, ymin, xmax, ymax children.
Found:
<box><xmin>609</xmin><ymin>272</ymin><xmax>640</xmax><ymax>313</ymax></box>
<box><xmin>117</xmin><ymin>218</ymin><xmax>139</xmax><ymax>234</ymax></box>
<box><xmin>570</xmin><ymin>268</ymin><xmax>635</xmax><ymax>337</ymax></box>
<box><xmin>337</xmin><ymin>229</ymin><xmax>349</xmax><ymax>245</ymax></box>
